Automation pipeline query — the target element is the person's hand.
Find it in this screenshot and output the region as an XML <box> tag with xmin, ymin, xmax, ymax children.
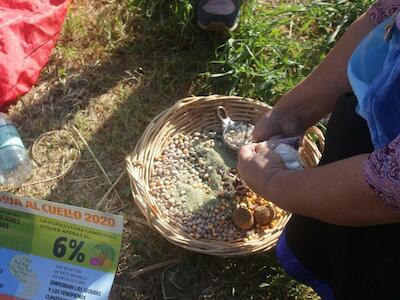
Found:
<box><xmin>252</xmin><ymin>110</ymin><xmax>282</xmax><ymax>142</ymax></box>
<box><xmin>237</xmin><ymin>141</ymin><xmax>287</xmax><ymax>199</ymax></box>
<box><xmin>252</xmin><ymin>110</ymin><xmax>305</xmax><ymax>142</ymax></box>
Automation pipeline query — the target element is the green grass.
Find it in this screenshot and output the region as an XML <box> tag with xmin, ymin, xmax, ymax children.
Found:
<box><xmin>201</xmin><ymin>0</ymin><xmax>370</xmax><ymax>101</ymax></box>
<box><xmin>10</xmin><ymin>0</ymin><xmax>372</xmax><ymax>299</ymax></box>
<box><xmin>134</xmin><ymin>0</ymin><xmax>370</xmax><ymax>101</ymax></box>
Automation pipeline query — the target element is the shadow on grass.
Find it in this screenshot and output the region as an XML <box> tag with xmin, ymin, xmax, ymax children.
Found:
<box><xmin>11</xmin><ymin>15</ymin><xmax>221</xmax><ymax>202</ymax></box>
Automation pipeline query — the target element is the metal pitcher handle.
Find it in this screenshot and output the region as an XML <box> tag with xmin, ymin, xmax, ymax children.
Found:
<box><xmin>217</xmin><ymin>106</ymin><xmax>234</xmax><ymax>130</ymax></box>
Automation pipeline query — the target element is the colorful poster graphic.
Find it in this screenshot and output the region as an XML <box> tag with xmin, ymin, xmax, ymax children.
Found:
<box><xmin>0</xmin><ymin>192</ymin><xmax>123</xmax><ymax>300</ymax></box>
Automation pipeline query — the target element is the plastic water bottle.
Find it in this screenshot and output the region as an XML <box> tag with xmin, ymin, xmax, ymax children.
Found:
<box><xmin>0</xmin><ymin>113</ymin><xmax>32</xmax><ymax>186</ymax></box>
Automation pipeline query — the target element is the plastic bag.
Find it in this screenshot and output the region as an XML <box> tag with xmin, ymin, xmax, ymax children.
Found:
<box><xmin>266</xmin><ymin>136</ymin><xmax>304</xmax><ymax>170</ymax></box>
<box><xmin>0</xmin><ymin>0</ymin><xmax>69</xmax><ymax>109</ymax></box>
<box><xmin>273</xmin><ymin>143</ymin><xmax>303</xmax><ymax>170</ymax></box>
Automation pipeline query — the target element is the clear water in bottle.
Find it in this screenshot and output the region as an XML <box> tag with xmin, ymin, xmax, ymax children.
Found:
<box><xmin>0</xmin><ymin>113</ymin><xmax>32</xmax><ymax>186</ymax></box>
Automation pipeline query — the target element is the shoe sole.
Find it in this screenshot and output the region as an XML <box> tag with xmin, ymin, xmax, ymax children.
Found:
<box><xmin>198</xmin><ymin>19</ymin><xmax>239</xmax><ymax>33</ymax></box>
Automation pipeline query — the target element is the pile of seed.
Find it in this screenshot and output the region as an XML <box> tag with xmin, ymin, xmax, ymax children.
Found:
<box><xmin>149</xmin><ymin>131</ymin><xmax>283</xmax><ymax>242</ymax></box>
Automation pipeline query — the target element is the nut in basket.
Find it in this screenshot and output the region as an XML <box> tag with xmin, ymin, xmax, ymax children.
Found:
<box><xmin>127</xmin><ymin>95</ymin><xmax>324</xmax><ymax>256</ymax></box>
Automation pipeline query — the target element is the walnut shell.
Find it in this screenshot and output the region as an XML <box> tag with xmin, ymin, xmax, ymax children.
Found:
<box><xmin>232</xmin><ymin>207</ymin><xmax>254</xmax><ymax>230</ymax></box>
<box><xmin>254</xmin><ymin>205</ymin><xmax>275</xmax><ymax>225</ymax></box>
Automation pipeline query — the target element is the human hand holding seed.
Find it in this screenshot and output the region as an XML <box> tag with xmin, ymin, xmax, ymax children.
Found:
<box><xmin>253</xmin><ymin>110</ymin><xmax>306</xmax><ymax>143</ymax></box>
<box><xmin>237</xmin><ymin>141</ymin><xmax>286</xmax><ymax>199</ymax></box>
<box><xmin>252</xmin><ymin>111</ymin><xmax>282</xmax><ymax>142</ymax></box>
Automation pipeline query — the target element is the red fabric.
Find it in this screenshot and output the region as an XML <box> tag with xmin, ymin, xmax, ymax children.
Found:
<box><xmin>0</xmin><ymin>0</ymin><xmax>69</xmax><ymax>108</ymax></box>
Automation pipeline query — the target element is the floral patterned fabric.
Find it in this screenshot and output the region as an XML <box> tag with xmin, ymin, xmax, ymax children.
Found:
<box><xmin>367</xmin><ymin>0</ymin><xmax>400</xmax><ymax>25</ymax></box>
<box><xmin>362</xmin><ymin>1</ymin><xmax>400</xmax><ymax>210</ymax></box>
<box><xmin>364</xmin><ymin>135</ymin><xmax>400</xmax><ymax>211</ymax></box>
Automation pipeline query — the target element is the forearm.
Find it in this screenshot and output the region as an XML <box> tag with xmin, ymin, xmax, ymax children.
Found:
<box><xmin>267</xmin><ymin>154</ymin><xmax>400</xmax><ymax>226</ymax></box>
<box><xmin>272</xmin><ymin>13</ymin><xmax>375</xmax><ymax>133</ymax></box>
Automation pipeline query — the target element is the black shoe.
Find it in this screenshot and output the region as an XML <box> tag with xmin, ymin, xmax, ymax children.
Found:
<box><xmin>197</xmin><ymin>0</ymin><xmax>242</xmax><ymax>32</ymax></box>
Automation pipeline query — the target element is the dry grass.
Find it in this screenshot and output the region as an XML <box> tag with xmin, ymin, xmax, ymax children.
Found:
<box><xmin>2</xmin><ymin>0</ymin><xmax>325</xmax><ymax>299</ymax></box>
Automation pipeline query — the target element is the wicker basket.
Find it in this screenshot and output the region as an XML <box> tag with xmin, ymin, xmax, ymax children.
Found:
<box><xmin>126</xmin><ymin>95</ymin><xmax>325</xmax><ymax>256</ymax></box>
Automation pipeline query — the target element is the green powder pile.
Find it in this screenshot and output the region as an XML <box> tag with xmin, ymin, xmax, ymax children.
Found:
<box><xmin>167</xmin><ymin>173</ymin><xmax>210</xmax><ymax>211</ymax></box>
<box><xmin>195</xmin><ymin>142</ymin><xmax>237</xmax><ymax>170</ymax></box>
<box><xmin>180</xmin><ymin>181</ymin><xmax>210</xmax><ymax>211</ymax></box>
<box><xmin>168</xmin><ymin>140</ymin><xmax>238</xmax><ymax>212</ymax></box>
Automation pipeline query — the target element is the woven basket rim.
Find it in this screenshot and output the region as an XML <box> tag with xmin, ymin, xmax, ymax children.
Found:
<box><xmin>126</xmin><ymin>95</ymin><xmax>324</xmax><ymax>257</ymax></box>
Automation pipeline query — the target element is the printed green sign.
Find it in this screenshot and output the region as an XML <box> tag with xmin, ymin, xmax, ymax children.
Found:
<box><xmin>0</xmin><ymin>192</ymin><xmax>124</xmax><ymax>300</ymax></box>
